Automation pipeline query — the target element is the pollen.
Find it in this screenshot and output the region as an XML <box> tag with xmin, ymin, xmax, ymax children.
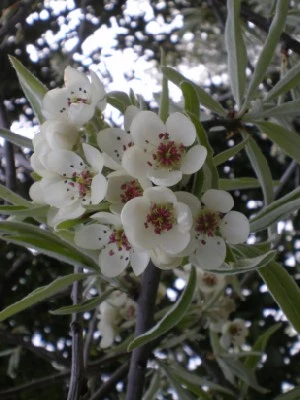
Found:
<box><xmin>153</xmin><ymin>138</ymin><xmax>185</xmax><ymax>169</ymax></box>
<box><xmin>145</xmin><ymin>202</ymin><xmax>175</xmax><ymax>234</ymax></box>
<box><xmin>195</xmin><ymin>209</ymin><xmax>221</xmax><ymax>237</ymax></box>
<box><xmin>120</xmin><ymin>180</ymin><xmax>143</xmax><ymax>203</ymax></box>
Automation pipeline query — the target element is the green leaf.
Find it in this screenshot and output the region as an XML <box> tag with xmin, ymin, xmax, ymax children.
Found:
<box><xmin>219</xmin><ymin>177</ymin><xmax>279</xmax><ymax>191</ymax></box>
<box><xmin>220</xmin><ymin>357</ymin><xmax>268</xmax><ymax>393</ymax></box>
<box><xmin>235</xmin><ymin>245</ymin><xmax>300</xmax><ymax>333</ymax></box>
<box><xmin>162</xmin><ymin>365</ymin><xmax>196</xmax><ymax>400</ymax></box>
<box><xmin>188</xmin><ymin>113</ymin><xmax>219</xmax><ymax>192</ymax></box>
<box><xmin>9</xmin><ymin>56</ymin><xmax>47</xmax><ymax>124</ymax></box>
<box><xmin>106</xmin><ymin>91</ymin><xmax>131</xmax><ymax>113</ymax></box>
<box><xmin>50</xmin><ymin>290</ymin><xmax>114</xmax><ymax>315</ymax></box>
<box><xmin>0</xmin><ymin>204</ymin><xmax>48</xmax><ymax>217</ymax></box>
<box><xmin>242</xmin><ymin>132</ymin><xmax>274</xmax><ymax>205</ymax></box>
<box><xmin>250</xmin><ymin>186</ymin><xmax>300</xmax><ymax>232</ymax></box>
<box><xmin>0</xmin><ymin>128</ymin><xmax>33</xmax><ymax>149</ymax></box>
<box><xmin>159</xmin><ymin>48</ymin><xmax>169</xmax><ymax>122</ymax></box>
<box><xmin>161</xmin><ymin>66</ymin><xmax>226</xmax><ymax>116</ymax></box>
<box><xmin>274</xmin><ymin>387</ymin><xmax>300</xmax><ymax>400</ymax></box>
<box><xmin>258</xmin><ymin>100</ymin><xmax>300</xmax><ymax>118</ymax></box>
<box><xmin>214</xmin><ymin>137</ymin><xmax>249</xmax><ymax>166</ymax></box>
<box><xmin>142</xmin><ymin>371</ymin><xmax>161</xmax><ymax>400</ymax></box>
<box><xmin>225</xmin><ymin>0</ymin><xmax>247</xmax><ymax>108</ymax></box>
<box><xmin>0</xmin><ymin>221</ymin><xmax>99</xmax><ymax>270</ymax></box>
<box><xmin>265</xmin><ymin>62</ymin><xmax>300</xmax><ymax>102</ymax></box>
<box><xmin>255</xmin><ymin>121</ymin><xmax>300</xmax><ymax>163</ymax></box>
<box><xmin>208</xmin><ymin>250</ymin><xmax>277</xmax><ymax>275</ymax></box>
<box><xmin>0</xmin><ymin>273</ymin><xmax>89</xmax><ymax>322</ymax></box>
<box><xmin>127</xmin><ymin>266</ymin><xmax>197</xmax><ymax>351</ymax></box>
<box><xmin>244</xmin><ymin>323</ymin><xmax>282</xmax><ymax>370</ymax></box>
<box><xmin>0</xmin><ymin>183</ymin><xmax>32</xmax><ymax>206</ymax></box>
<box><xmin>181</xmin><ymin>81</ymin><xmax>200</xmax><ymax>118</ymax></box>
<box><xmin>241</xmin><ymin>0</ymin><xmax>289</xmax><ymax>113</ymax></box>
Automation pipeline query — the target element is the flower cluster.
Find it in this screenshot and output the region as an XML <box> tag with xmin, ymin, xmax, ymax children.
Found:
<box><xmin>30</xmin><ymin>66</ymin><xmax>250</xmax><ymax>277</ymax></box>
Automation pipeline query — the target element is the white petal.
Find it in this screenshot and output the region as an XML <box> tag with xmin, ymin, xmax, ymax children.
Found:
<box><xmin>174</xmin><ymin>202</ymin><xmax>193</xmax><ymax>233</ymax></box>
<box><xmin>29</xmin><ymin>181</ymin><xmax>46</xmax><ymax>203</ymax></box>
<box><xmin>130</xmin><ymin>110</ymin><xmax>166</xmax><ymax>147</ymax></box>
<box><xmin>42</xmin><ymin>120</ymin><xmax>79</xmax><ymax>150</ymax></box>
<box><xmin>100</xmin><ymin>244</ymin><xmax>129</xmax><ymax>277</ymax></box>
<box><xmin>219</xmin><ymin>211</ymin><xmax>250</xmax><ymax>244</ymax></box>
<box><xmin>92</xmin><ymin>211</ymin><xmax>121</xmax><ymax>226</ymax></box>
<box><xmin>202</xmin><ymin>189</ymin><xmax>234</xmax><ymax>213</ymax></box>
<box><xmin>90</xmin><ymin>70</ymin><xmax>106</xmax><ymax>105</ymax></box>
<box><xmin>143</xmin><ymin>186</ymin><xmax>177</xmax><ymax>204</ymax></box>
<box><xmin>47</xmin><ymin>201</ymin><xmax>85</xmax><ymax>227</ymax></box>
<box><xmin>130</xmin><ymin>249</ymin><xmax>150</xmax><ymax>275</ymax></box>
<box><xmin>106</xmin><ymin>170</ymin><xmax>132</xmax><ymax>203</ymax></box>
<box><xmin>43</xmin><ymin>179</ymin><xmax>78</xmax><ymax>207</ymax></box>
<box><xmin>82</xmin><ymin>143</ymin><xmax>104</xmax><ymax>171</ymax></box>
<box><xmin>122</xmin><ymin>146</ymin><xmax>151</xmax><ymax>179</ymax></box>
<box><xmin>68</xmin><ymin>103</ymin><xmax>94</xmax><ymax>126</ymax></box>
<box><xmin>149</xmin><ymin>169</ymin><xmax>182</xmax><ymax>187</ymax></box>
<box><xmin>91</xmin><ymin>173</ymin><xmax>107</xmax><ymax>204</ymax></box>
<box><xmin>64</xmin><ymin>66</ymin><xmax>90</xmax><ymax>88</ymax></box>
<box><xmin>180</xmin><ymin>145</ymin><xmax>207</xmax><ymax>174</ymax></box>
<box><xmin>160</xmin><ymin>229</ymin><xmax>190</xmax><ymax>254</ymax></box>
<box><xmin>74</xmin><ymin>224</ymin><xmax>111</xmax><ymax>250</ymax></box>
<box><xmin>130</xmin><ymin>225</ymin><xmax>160</xmax><ymax>250</ymax></box>
<box><xmin>175</xmin><ymin>191</ymin><xmax>201</xmax><ymax>217</ymax></box>
<box><xmin>97</xmin><ymin>128</ymin><xmax>133</xmax><ymax>164</ymax></box>
<box><xmin>121</xmin><ymin>197</ymin><xmax>149</xmax><ymax>228</ymax></box>
<box><xmin>99</xmin><ymin>319</ymin><xmax>115</xmax><ymax>348</ymax></box>
<box><xmin>42</xmin><ymin>88</ymin><xmax>69</xmax><ymax>120</ymax></box>
<box><xmin>45</xmin><ymin>150</ymin><xmax>85</xmax><ymax>176</ymax></box>
<box><xmin>166</xmin><ymin>113</ymin><xmax>196</xmax><ymax>146</ymax></box>
<box><xmin>150</xmin><ymin>248</ymin><xmax>183</xmax><ymax>270</ymax></box>
<box><xmin>124</xmin><ymin>105</ymin><xmax>140</xmax><ymax>132</ymax></box>
<box><xmin>192</xmin><ymin>235</ymin><xmax>226</xmax><ymax>269</ymax></box>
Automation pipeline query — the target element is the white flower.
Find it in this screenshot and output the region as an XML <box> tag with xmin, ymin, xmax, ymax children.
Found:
<box><xmin>176</xmin><ymin>190</ymin><xmax>250</xmax><ymax>270</ymax></box>
<box><xmin>97</xmin><ymin>105</ymin><xmax>139</xmax><ymax>169</ymax></box>
<box><xmin>198</xmin><ymin>270</ymin><xmax>225</xmax><ymax>294</ymax></box>
<box><xmin>121</xmin><ymin>111</ymin><xmax>207</xmax><ymax>187</ymax></box>
<box><xmin>220</xmin><ymin>318</ymin><xmax>249</xmax><ymax>349</ymax></box>
<box><xmin>106</xmin><ymin>170</ymin><xmax>152</xmax><ymax>213</ymax></box>
<box><xmin>121</xmin><ymin>186</ymin><xmax>193</xmax><ymax>260</ymax></box>
<box><xmin>30</xmin><ymin>144</ymin><xmax>107</xmax><ymax>225</ymax></box>
<box><xmin>74</xmin><ymin>212</ymin><xmax>150</xmax><ymax>277</ymax></box>
<box><xmin>42</xmin><ymin>66</ymin><xmax>106</xmax><ymax>126</ymax></box>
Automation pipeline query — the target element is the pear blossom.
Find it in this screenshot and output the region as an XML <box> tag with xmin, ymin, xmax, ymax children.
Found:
<box><xmin>74</xmin><ymin>212</ymin><xmax>150</xmax><ymax>277</ymax></box>
<box><xmin>121</xmin><ymin>186</ymin><xmax>193</xmax><ymax>261</ymax></box>
<box><xmin>198</xmin><ymin>270</ymin><xmax>225</xmax><ymax>294</ymax></box>
<box><xmin>176</xmin><ymin>190</ymin><xmax>250</xmax><ymax>270</ymax></box>
<box><xmin>106</xmin><ymin>169</ymin><xmax>152</xmax><ymax>213</ymax></box>
<box><xmin>42</xmin><ymin>67</ymin><xmax>106</xmax><ymax>126</ymax></box>
<box><xmin>30</xmin><ymin>143</ymin><xmax>107</xmax><ymax>225</ymax></box>
<box><xmin>208</xmin><ymin>297</ymin><xmax>236</xmax><ymax>333</ymax></box>
<box><xmin>220</xmin><ymin>318</ymin><xmax>249</xmax><ymax>349</ymax></box>
<box><xmin>97</xmin><ymin>105</ymin><xmax>140</xmax><ymax>169</ymax></box>
<box><xmin>121</xmin><ymin>111</ymin><xmax>207</xmax><ymax>186</ymax></box>
<box><xmin>98</xmin><ymin>291</ymin><xmax>136</xmax><ymax>348</ymax></box>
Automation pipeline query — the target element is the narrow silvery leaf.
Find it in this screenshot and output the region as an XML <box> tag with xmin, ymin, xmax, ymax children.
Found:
<box><xmin>9</xmin><ymin>56</ymin><xmax>47</xmax><ymax>124</ymax></box>
<box><xmin>258</xmin><ymin>100</ymin><xmax>300</xmax><ymax>118</ymax></box>
<box><xmin>0</xmin><ymin>128</ymin><xmax>33</xmax><ymax>149</ymax></box>
<box><xmin>162</xmin><ymin>366</ymin><xmax>196</xmax><ymax>400</ymax></box>
<box><xmin>214</xmin><ymin>137</ymin><xmax>249</xmax><ymax>166</ymax></box>
<box><xmin>219</xmin><ymin>177</ymin><xmax>279</xmax><ymax>191</ymax></box>
<box><xmin>255</xmin><ymin>121</ymin><xmax>300</xmax><ymax>163</ymax></box>
<box><xmin>250</xmin><ymin>186</ymin><xmax>300</xmax><ymax>232</ymax></box>
<box><xmin>181</xmin><ymin>81</ymin><xmax>200</xmax><ymax>118</ymax></box>
<box><xmin>161</xmin><ymin>66</ymin><xmax>226</xmax><ymax>116</ymax></box>
<box><xmin>0</xmin><ymin>204</ymin><xmax>48</xmax><ymax>217</ymax></box>
<box><xmin>0</xmin><ymin>183</ymin><xmax>31</xmax><ymax>206</ymax></box>
<box><xmin>142</xmin><ymin>371</ymin><xmax>161</xmax><ymax>400</ymax></box>
<box><xmin>0</xmin><ymin>273</ymin><xmax>88</xmax><ymax>322</ymax></box>
<box><xmin>274</xmin><ymin>387</ymin><xmax>300</xmax><ymax>400</ymax></box>
<box><xmin>106</xmin><ymin>91</ymin><xmax>131</xmax><ymax>113</ymax></box>
<box><xmin>242</xmin><ymin>133</ymin><xmax>274</xmax><ymax>205</ymax></box>
<box><xmin>127</xmin><ymin>266</ymin><xmax>196</xmax><ymax>351</ymax></box>
<box><xmin>265</xmin><ymin>61</ymin><xmax>300</xmax><ymax>102</ymax></box>
<box><xmin>159</xmin><ymin>47</ymin><xmax>169</xmax><ymax>122</ymax></box>
<box><xmin>241</xmin><ymin>0</ymin><xmax>289</xmax><ymax>113</ymax></box>
<box><xmin>225</xmin><ymin>0</ymin><xmax>247</xmax><ymax>108</ymax></box>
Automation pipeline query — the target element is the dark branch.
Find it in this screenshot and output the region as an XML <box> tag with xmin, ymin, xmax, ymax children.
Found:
<box><xmin>0</xmin><ymin>104</ymin><xmax>16</xmax><ymax>192</ymax></box>
<box><xmin>67</xmin><ymin>267</ymin><xmax>84</xmax><ymax>400</ymax></box>
<box><xmin>125</xmin><ymin>261</ymin><xmax>161</xmax><ymax>400</ymax></box>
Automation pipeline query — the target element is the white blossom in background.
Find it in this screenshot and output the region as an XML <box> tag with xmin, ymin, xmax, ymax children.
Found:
<box><xmin>176</xmin><ymin>190</ymin><xmax>250</xmax><ymax>270</ymax></box>
<box><xmin>97</xmin><ymin>105</ymin><xmax>140</xmax><ymax>170</ymax></box>
<box><xmin>42</xmin><ymin>66</ymin><xmax>106</xmax><ymax>126</ymax></box>
<box><xmin>30</xmin><ymin>143</ymin><xmax>107</xmax><ymax>226</ymax></box>
<box><xmin>121</xmin><ymin>186</ymin><xmax>193</xmax><ymax>266</ymax></box>
<box><xmin>122</xmin><ymin>111</ymin><xmax>207</xmax><ymax>186</ymax></box>
<box><xmin>198</xmin><ymin>270</ymin><xmax>225</xmax><ymax>294</ymax></box>
<box><xmin>98</xmin><ymin>291</ymin><xmax>136</xmax><ymax>348</ymax></box>
<box><xmin>74</xmin><ymin>212</ymin><xmax>149</xmax><ymax>277</ymax></box>
<box><xmin>106</xmin><ymin>169</ymin><xmax>152</xmax><ymax>213</ymax></box>
<box><xmin>220</xmin><ymin>318</ymin><xmax>249</xmax><ymax>349</ymax></box>
<box><xmin>208</xmin><ymin>297</ymin><xmax>236</xmax><ymax>333</ymax></box>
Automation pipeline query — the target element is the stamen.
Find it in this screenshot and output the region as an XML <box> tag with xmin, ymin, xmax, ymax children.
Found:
<box><xmin>145</xmin><ymin>202</ymin><xmax>175</xmax><ymax>234</ymax></box>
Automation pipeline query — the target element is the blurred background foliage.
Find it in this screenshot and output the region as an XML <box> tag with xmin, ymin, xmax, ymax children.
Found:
<box><xmin>0</xmin><ymin>0</ymin><xmax>299</xmax><ymax>399</ymax></box>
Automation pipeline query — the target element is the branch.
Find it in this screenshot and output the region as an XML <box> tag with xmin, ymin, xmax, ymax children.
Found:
<box><xmin>66</xmin><ymin>266</ymin><xmax>84</xmax><ymax>400</ymax></box>
<box><xmin>0</xmin><ymin>104</ymin><xmax>16</xmax><ymax>192</ymax></box>
<box><xmin>83</xmin><ymin>309</ymin><xmax>98</xmax><ymax>368</ymax></box>
<box><xmin>88</xmin><ymin>362</ymin><xmax>129</xmax><ymax>400</ymax></box>
<box><xmin>125</xmin><ymin>261</ymin><xmax>161</xmax><ymax>400</ymax></box>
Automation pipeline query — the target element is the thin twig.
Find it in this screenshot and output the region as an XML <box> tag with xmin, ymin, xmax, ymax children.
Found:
<box><xmin>83</xmin><ymin>308</ymin><xmax>98</xmax><ymax>368</ymax></box>
<box><xmin>273</xmin><ymin>160</ymin><xmax>298</xmax><ymax>199</ymax></box>
<box><xmin>67</xmin><ymin>266</ymin><xmax>84</xmax><ymax>400</ymax></box>
<box><xmin>125</xmin><ymin>261</ymin><xmax>161</xmax><ymax>400</ymax></box>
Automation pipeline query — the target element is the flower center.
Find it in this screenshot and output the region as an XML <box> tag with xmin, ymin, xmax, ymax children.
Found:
<box><xmin>68</xmin><ymin>87</ymin><xmax>90</xmax><ymax>106</ymax></box>
<box><xmin>144</xmin><ymin>202</ymin><xmax>175</xmax><ymax>234</ymax></box>
<box><xmin>202</xmin><ymin>272</ymin><xmax>218</xmax><ymax>287</ymax></box>
<box><xmin>108</xmin><ymin>229</ymin><xmax>132</xmax><ymax>252</ymax></box>
<box><xmin>195</xmin><ymin>209</ymin><xmax>221</xmax><ymax>237</ymax></box>
<box><xmin>120</xmin><ymin>180</ymin><xmax>143</xmax><ymax>203</ymax></box>
<box><xmin>151</xmin><ymin>133</ymin><xmax>185</xmax><ymax>169</ymax></box>
<box><xmin>229</xmin><ymin>325</ymin><xmax>242</xmax><ymax>337</ymax></box>
<box><xmin>67</xmin><ymin>170</ymin><xmax>94</xmax><ymax>199</ymax></box>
